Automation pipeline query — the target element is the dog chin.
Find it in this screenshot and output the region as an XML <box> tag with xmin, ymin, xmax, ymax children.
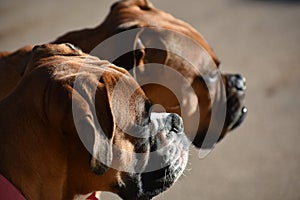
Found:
<box><xmin>140</xmin><ymin>151</ymin><xmax>188</xmax><ymax>199</ymax></box>
<box><xmin>117</xmin><ymin>136</ymin><xmax>189</xmax><ymax>199</ymax></box>
<box><xmin>116</xmin><ymin>164</ymin><xmax>186</xmax><ymax>200</ymax></box>
<box><xmin>141</xmin><ymin>141</ymin><xmax>188</xmax><ymax>197</ymax></box>
<box><xmin>118</xmin><ymin>162</ymin><xmax>185</xmax><ymax>200</ymax></box>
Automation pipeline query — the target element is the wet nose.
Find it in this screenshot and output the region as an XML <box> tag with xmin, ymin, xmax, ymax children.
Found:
<box><xmin>229</xmin><ymin>74</ymin><xmax>246</xmax><ymax>91</ymax></box>
<box><xmin>167</xmin><ymin>113</ymin><xmax>184</xmax><ymax>134</ymax></box>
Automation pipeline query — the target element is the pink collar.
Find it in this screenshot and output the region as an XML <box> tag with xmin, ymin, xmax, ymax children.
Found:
<box><xmin>0</xmin><ymin>174</ymin><xmax>26</xmax><ymax>200</ymax></box>
<box><xmin>0</xmin><ymin>174</ymin><xmax>99</xmax><ymax>200</ymax></box>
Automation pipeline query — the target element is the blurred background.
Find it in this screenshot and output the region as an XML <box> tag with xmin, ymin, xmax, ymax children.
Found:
<box><xmin>1</xmin><ymin>0</ymin><xmax>299</xmax><ymax>199</ymax></box>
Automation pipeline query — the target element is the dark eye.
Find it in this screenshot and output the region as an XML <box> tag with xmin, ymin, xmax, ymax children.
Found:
<box><xmin>208</xmin><ymin>70</ymin><xmax>219</xmax><ymax>83</ymax></box>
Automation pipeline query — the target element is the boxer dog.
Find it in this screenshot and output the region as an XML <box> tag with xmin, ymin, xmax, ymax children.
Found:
<box><xmin>53</xmin><ymin>0</ymin><xmax>247</xmax><ymax>148</ymax></box>
<box><xmin>0</xmin><ymin>44</ymin><xmax>189</xmax><ymax>200</ymax></box>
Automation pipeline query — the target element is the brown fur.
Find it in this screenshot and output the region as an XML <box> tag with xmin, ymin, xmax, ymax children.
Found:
<box><xmin>53</xmin><ymin>0</ymin><xmax>246</xmax><ymax>147</ymax></box>
<box><xmin>0</xmin><ymin>43</ymin><xmax>186</xmax><ymax>199</ymax></box>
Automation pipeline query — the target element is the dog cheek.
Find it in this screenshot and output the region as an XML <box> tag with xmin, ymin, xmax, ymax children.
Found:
<box><xmin>90</xmin><ymin>156</ymin><xmax>109</xmax><ymax>175</ymax></box>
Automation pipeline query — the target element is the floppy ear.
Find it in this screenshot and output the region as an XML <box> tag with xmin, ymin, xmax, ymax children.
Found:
<box><xmin>71</xmin><ymin>76</ymin><xmax>115</xmax><ymax>175</ymax></box>
<box><xmin>48</xmin><ymin>73</ymin><xmax>115</xmax><ymax>175</ymax></box>
<box><xmin>133</xmin><ymin>33</ymin><xmax>146</xmax><ymax>73</ymax></box>
<box><xmin>90</xmin><ymin>81</ymin><xmax>115</xmax><ymax>175</ymax></box>
<box><xmin>131</xmin><ymin>28</ymin><xmax>169</xmax><ymax>80</ymax></box>
<box><xmin>89</xmin><ymin>27</ymin><xmax>169</xmax><ymax>77</ymax></box>
<box><xmin>88</xmin><ymin>28</ymin><xmax>142</xmax><ymax>71</ymax></box>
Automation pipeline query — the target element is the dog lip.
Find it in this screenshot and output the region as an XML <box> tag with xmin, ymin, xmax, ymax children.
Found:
<box><xmin>236</xmin><ymin>84</ymin><xmax>246</xmax><ymax>91</ymax></box>
<box><xmin>230</xmin><ymin>106</ymin><xmax>247</xmax><ymax>130</ymax></box>
<box><xmin>116</xmin><ymin>137</ymin><xmax>189</xmax><ymax>200</ymax></box>
<box><xmin>236</xmin><ymin>82</ymin><xmax>246</xmax><ymax>91</ymax></box>
<box><xmin>140</xmin><ymin>165</ymin><xmax>184</xmax><ymax>198</ymax></box>
<box><xmin>128</xmin><ymin>113</ymin><xmax>188</xmax><ymax>199</ymax></box>
<box><xmin>139</xmin><ymin>142</ymin><xmax>188</xmax><ymax>198</ymax></box>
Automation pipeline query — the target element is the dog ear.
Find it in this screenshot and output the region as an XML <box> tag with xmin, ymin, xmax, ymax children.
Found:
<box><xmin>90</xmin><ymin>80</ymin><xmax>115</xmax><ymax>175</ymax></box>
<box><xmin>133</xmin><ymin>35</ymin><xmax>146</xmax><ymax>73</ymax></box>
<box><xmin>72</xmin><ymin>74</ymin><xmax>115</xmax><ymax>175</ymax></box>
<box><xmin>131</xmin><ymin>28</ymin><xmax>169</xmax><ymax>80</ymax></box>
<box><xmin>49</xmin><ymin>72</ymin><xmax>115</xmax><ymax>175</ymax></box>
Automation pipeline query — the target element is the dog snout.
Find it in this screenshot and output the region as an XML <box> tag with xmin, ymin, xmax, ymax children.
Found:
<box><xmin>141</xmin><ymin>113</ymin><xmax>189</xmax><ymax>199</ymax></box>
<box><xmin>227</xmin><ymin>74</ymin><xmax>246</xmax><ymax>91</ymax></box>
<box><xmin>150</xmin><ymin>112</ymin><xmax>183</xmax><ymax>134</ymax></box>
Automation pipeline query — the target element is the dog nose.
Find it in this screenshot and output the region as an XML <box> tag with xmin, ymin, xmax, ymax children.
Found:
<box><xmin>167</xmin><ymin>113</ymin><xmax>184</xmax><ymax>134</ymax></box>
<box><xmin>229</xmin><ymin>74</ymin><xmax>246</xmax><ymax>91</ymax></box>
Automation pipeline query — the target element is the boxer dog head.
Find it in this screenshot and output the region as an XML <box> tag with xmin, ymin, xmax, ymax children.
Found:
<box><xmin>53</xmin><ymin>0</ymin><xmax>247</xmax><ymax>149</ymax></box>
<box><xmin>0</xmin><ymin>43</ymin><xmax>188</xmax><ymax>199</ymax></box>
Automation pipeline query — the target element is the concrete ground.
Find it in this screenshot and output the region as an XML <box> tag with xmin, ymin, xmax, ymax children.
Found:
<box><xmin>1</xmin><ymin>0</ymin><xmax>299</xmax><ymax>199</ymax></box>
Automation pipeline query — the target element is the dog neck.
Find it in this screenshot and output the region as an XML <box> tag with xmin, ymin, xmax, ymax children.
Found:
<box><xmin>0</xmin><ymin>98</ymin><xmax>112</xmax><ymax>200</ymax></box>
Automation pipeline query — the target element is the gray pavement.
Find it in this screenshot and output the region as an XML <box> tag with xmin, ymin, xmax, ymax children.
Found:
<box><xmin>0</xmin><ymin>0</ymin><xmax>299</xmax><ymax>199</ymax></box>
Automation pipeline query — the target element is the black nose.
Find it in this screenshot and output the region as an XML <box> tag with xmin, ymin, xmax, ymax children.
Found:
<box><xmin>229</xmin><ymin>74</ymin><xmax>246</xmax><ymax>91</ymax></box>
<box><xmin>167</xmin><ymin>113</ymin><xmax>184</xmax><ymax>134</ymax></box>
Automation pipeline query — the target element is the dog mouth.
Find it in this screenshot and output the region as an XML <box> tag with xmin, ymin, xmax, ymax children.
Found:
<box><xmin>138</xmin><ymin>114</ymin><xmax>189</xmax><ymax>199</ymax></box>
<box><xmin>139</xmin><ymin>133</ymin><xmax>188</xmax><ymax>199</ymax></box>
<box><xmin>139</xmin><ymin>157</ymin><xmax>187</xmax><ymax>199</ymax></box>
<box><xmin>117</xmin><ymin>159</ymin><xmax>187</xmax><ymax>200</ymax></box>
<box><xmin>117</xmin><ymin>144</ymin><xmax>188</xmax><ymax>200</ymax></box>
<box><xmin>117</xmin><ymin>113</ymin><xmax>189</xmax><ymax>200</ymax></box>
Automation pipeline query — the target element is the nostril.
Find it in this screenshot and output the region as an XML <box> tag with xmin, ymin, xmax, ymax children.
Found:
<box><xmin>170</xmin><ymin>126</ymin><xmax>179</xmax><ymax>133</ymax></box>
<box><xmin>232</xmin><ymin>74</ymin><xmax>246</xmax><ymax>91</ymax></box>
<box><xmin>168</xmin><ymin>113</ymin><xmax>183</xmax><ymax>134</ymax></box>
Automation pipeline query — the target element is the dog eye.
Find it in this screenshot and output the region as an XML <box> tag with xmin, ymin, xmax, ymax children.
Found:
<box><xmin>207</xmin><ymin>70</ymin><xmax>219</xmax><ymax>83</ymax></box>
